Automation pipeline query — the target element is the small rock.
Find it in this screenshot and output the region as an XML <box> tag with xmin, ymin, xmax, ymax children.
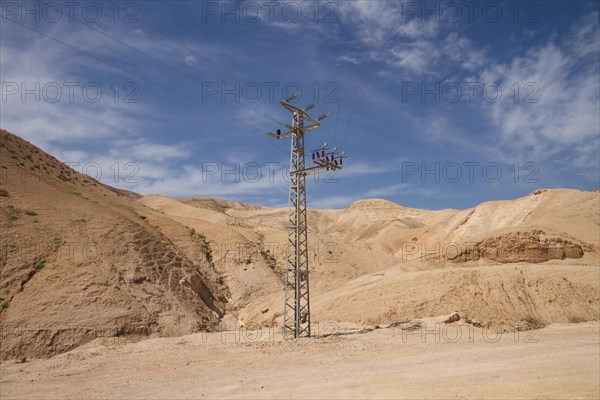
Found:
<box><xmin>15</xmin><ymin>356</ymin><xmax>26</xmax><ymax>364</ymax></box>
<box><xmin>130</xmin><ymin>275</ymin><xmax>146</xmax><ymax>284</ymax></box>
<box><xmin>444</xmin><ymin>312</ymin><xmax>460</xmax><ymax>323</ymax></box>
<box><xmin>261</xmin><ymin>308</ymin><xmax>269</xmax><ymax>314</ymax></box>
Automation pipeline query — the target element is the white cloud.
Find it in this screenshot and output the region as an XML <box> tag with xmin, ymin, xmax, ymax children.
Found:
<box><xmin>479</xmin><ymin>12</ymin><xmax>600</xmax><ymax>159</ymax></box>
<box><xmin>340</xmin><ymin>1</ymin><xmax>405</xmax><ymax>46</ymax></box>
<box><xmin>339</xmin><ymin>55</ymin><xmax>362</xmax><ymax>65</ymax></box>
<box><xmin>0</xmin><ymin>17</ymin><xmax>161</xmax><ymax>145</ymax></box>
<box><xmin>127</xmin><ymin>141</ymin><xmax>192</xmax><ymax>161</ymax></box>
<box><xmin>341</xmin><ymin>1</ymin><xmax>439</xmax><ymax>45</ymax></box>
<box><xmin>110</xmin><ymin>139</ymin><xmax>192</xmax><ymax>163</ymax></box>
<box><xmin>0</xmin><ymin>15</ymin><xmax>219</xmax><ymax>194</ymax></box>
<box><xmin>394</xmin><ymin>17</ymin><xmax>440</xmax><ymax>39</ymax></box>
<box><xmin>184</xmin><ymin>55</ymin><xmax>197</xmax><ymax>66</ymax></box>
<box><xmin>341</xmin><ymin>161</ymin><xmax>393</xmax><ymax>177</ymax></box>
<box><xmin>131</xmin><ymin>163</ymin><xmax>289</xmax><ymax>198</ymax></box>
<box><xmin>389</xmin><ymin>40</ymin><xmax>437</xmax><ymax>74</ymax></box>
<box><xmin>339</xmin><ymin>2</ymin><xmax>486</xmax><ymax>76</ymax></box>
<box><xmin>443</xmin><ymin>32</ymin><xmax>487</xmax><ymax>71</ymax></box>
<box><xmin>564</xmin><ymin>12</ymin><xmax>599</xmax><ymax>58</ymax></box>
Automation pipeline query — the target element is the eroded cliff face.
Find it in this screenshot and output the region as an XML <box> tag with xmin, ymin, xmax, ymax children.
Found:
<box><xmin>446</xmin><ymin>230</ymin><xmax>585</xmax><ymax>263</ymax></box>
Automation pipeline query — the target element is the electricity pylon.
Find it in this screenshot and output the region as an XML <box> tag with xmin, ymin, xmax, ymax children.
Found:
<box><xmin>268</xmin><ymin>94</ymin><xmax>347</xmax><ymax>339</ymax></box>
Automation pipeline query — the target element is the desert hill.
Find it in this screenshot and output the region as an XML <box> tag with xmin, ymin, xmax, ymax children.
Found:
<box><xmin>0</xmin><ymin>130</ymin><xmax>225</xmax><ymax>359</ymax></box>
<box><xmin>1</xmin><ymin>128</ymin><xmax>599</xmax><ymax>360</ymax></box>
<box><xmin>141</xmin><ymin>189</ymin><xmax>598</xmax><ymax>331</ymax></box>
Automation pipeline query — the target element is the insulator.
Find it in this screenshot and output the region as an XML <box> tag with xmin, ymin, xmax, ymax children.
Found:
<box><xmin>340</xmin><ymin>158</ymin><xmax>343</xmax><ymax>166</ymax></box>
<box><xmin>321</xmin><ymin>150</ymin><xmax>325</xmax><ymax>158</ymax></box>
<box><xmin>312</xmin><ymin>152</ymin><xmax>315</xmax><ymax>160</ymax></box>
<box><xmin>286</xmin><ymin>93</ymin><xmax>299</xmax><ymax>102</ymax></box>
<box><xmin>276</xmin><ymin>129</ymin><xmax>281</xmax><ymax>136</ymax></box>
<box><xmin>334</xmin><ymin>159</ymin><xmax>338</xmax><ymax>166</ymax></box>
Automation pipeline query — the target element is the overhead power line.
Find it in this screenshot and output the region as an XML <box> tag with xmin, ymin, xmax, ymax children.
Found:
<box><xmin>36</xmin><ymin>0</ymin><xmax>286</xmax><ymax>127</ymax></box>
<box><xmin>2</xmin><ymin>13</ymin><xmax>290</xmax><ymax>153</ymax></box>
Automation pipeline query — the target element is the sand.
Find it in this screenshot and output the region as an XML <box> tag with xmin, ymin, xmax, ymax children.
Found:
<box><xmin>1</xmin><ymin>321</ymin><xmax>598</xmax><ymax>399</ymax></box>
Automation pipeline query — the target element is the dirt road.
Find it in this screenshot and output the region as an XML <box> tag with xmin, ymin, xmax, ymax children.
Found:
<box><xmin>1</xmin><ymin>321</ymin><xmax>598</xmax><ymax>399</ymax></box>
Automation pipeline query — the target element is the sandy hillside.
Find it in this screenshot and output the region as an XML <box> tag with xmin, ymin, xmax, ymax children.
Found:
<box><xmin>0</xmin><ymin>130</ymin><xmax>226</xmax><ymax>360</ymax></box>
<box><xmin>1</xmin><ymin>128</ymin><xmax>599</xmax><ymax>365</ymax></box>
<box><xmin>140</xmin><ymin>190</ymin><xmax>599</xmax><ymax>330</ymax></box>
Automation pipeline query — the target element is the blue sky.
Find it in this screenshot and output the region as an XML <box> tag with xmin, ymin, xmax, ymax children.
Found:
<box><xmin>1</xmin><ymin>0</ymin><xmax>598</xmax><ymax>209</ymax></box>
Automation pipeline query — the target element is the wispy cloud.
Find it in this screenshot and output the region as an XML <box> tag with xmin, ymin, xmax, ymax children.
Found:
<box><xmin>479</xmin><ymin>12</ymin><xmax>600</xmax><ymax>160</ymax></box>
<box><xmin>1</xmin><ymin>1</ymin><xmax>596</xmax><ymax>209</ymax></box>
<box><xmin>339</xmin><ymin>2</ymin><xmax>485</xmax><ymax>76</ymax></box>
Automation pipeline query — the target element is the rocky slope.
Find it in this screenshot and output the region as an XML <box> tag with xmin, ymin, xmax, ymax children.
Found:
<box><xmin>0</xmin><ymin>130</ymin><xmax>225</xmax><ymax>359</ymax></box>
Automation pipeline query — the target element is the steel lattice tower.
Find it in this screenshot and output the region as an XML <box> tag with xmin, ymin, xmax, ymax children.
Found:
<box><xmin>285</xmin><ymin>108</ymin><xmax>310</xmax><ymax>338</ymax></box>
<box><xmin>269</xmin><ymin>96</ymin><xmax>346</xmax><ymax>339</ymax></box>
